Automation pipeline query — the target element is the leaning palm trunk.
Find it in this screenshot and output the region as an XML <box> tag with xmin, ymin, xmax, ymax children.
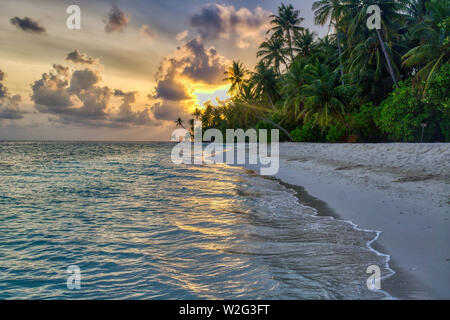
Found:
<box><xmin>264</xmin><ymin>93</ymin><xmax>294</xmax><ymax>141</ymax></box>
<box><xmin>258</xmin><ymin>116</ymin><xmax>294</xmax><ymax>142</ymax></box>
<box><xmin>376</xmin><ymin>29</ymin><xmax>398</xmax><ymax>87</ymax></box>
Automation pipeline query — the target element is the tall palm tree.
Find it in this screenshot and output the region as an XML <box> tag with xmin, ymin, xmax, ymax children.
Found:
<box><xmin>250</xmin><ymin>61</ymin><xmax>280</xmax><ymax>108</ymax></box>
<box><xmin>224</xmin><ymin>61</ymin><xmax>248</xmax><ymax>95</ymax></box>
<box><xmin>188</xmin><ymin>118</ymin><xmax>195</xmax><ymax>137</ymax></box>
<box><xmin>257</xmin><ymin>36</ymin><xmax>288</xmax><ymax>73</ymax></box>
<box><xmin>312</xmin><ymin>0</ymin><xmax>345</xmax><ymax>84</ymax></box>
<box><xmin>232</xmin><ymin>81</ymin><xmax>294</xmax><ymax>141</ymax></box>
<box><xmin>300</xmin><ymin>63</ymin><xmax>357</xmax><ymax>130</ymax></box>
<box><xmin>403</xmin><ymin>0</ymin><xmax>449</xmax><ymax>93</ymax></box>
<box><xmin>268</xmin><ymin>3</ymin><xmax>304</xmax><ymax>61</ymax></box>
<box><xmin>406</xmin><ymin>0</ymin><xmax>430</xmax><ymax>24</ymax></box>
<box><xmin>293</xmin><ymin>29</ymin><xmax>317</xmax><ymax>57</ymax></box>
<box><xmin>340</xmin><ymin>0</ymin><xmax>408</xmax><ymax>87</ymax></box>
<box><xmin>192</xmin><ymin>108</ymin><xmax>202</xmax><ymax>121</ymax></box>
<box><xmin>281</xmin><ymin>58</ymin><xmax>309</xmax><ymax>121</ymax></box>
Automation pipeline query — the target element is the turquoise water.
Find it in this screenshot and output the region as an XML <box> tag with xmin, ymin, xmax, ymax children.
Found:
<box><xmin>0</xmin><ymin>142</ymin><xmax>391</xmax><ymax>299</ymax></box>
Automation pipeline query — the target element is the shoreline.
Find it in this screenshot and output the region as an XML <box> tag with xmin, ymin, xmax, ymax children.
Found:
<box><xmin>242</xmin><ymin>143</ymin><xmax>450</xmax><ymax>299</ymax></box>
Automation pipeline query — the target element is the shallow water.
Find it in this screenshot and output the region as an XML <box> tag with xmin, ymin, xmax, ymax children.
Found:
<box><xmin>0</xmin><ymin>142</ymin><xmax>392</xmax><ymax>299</ymax></box>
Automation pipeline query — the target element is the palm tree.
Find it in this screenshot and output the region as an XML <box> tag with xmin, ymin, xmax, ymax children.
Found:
<box><xmin>192</xmin><ymin>108</ymin><xmax>202</xmax><ymax>121</ymax></box>
<box><xmin>312</xmin><ymin>0</ymin><xmax>345</xmax><ymax>84</ymax></box>
<box><xmin>293</xmin><ymin>29</ymin><xmax>317</xmax><ymax>57</ymax></box>
<box><xmin>224</xmin><ymin>61</ymin><xmax>248</xmax><ymax>95</ymax></box>
<box><xmin>188</xmin><ymin>118</ymin><xmax>195</xmax><ymax>137</ymax></box>
<box><xmin>339</xmin><ymin>0</ymin><xmax>408</xmax><ymax>87</ymax></box>
<box><xmin>347</xmin><ymin>29</ymin><xmax>404</xmax><ymax>103</ymax></box>
<box><xmin>175</xmin><ymin>117</ymin><xmax>185</xmax><ymax>129</ymax></box>
<box><xmin>231</xmin><ymin>81</ymin><xmax>294</xmax><ymax>141</ymax></box>
<box><xmin>300</xmin><ymin>63</ymin><xmax>357</xmax><ymax>130</ymax></box>
<box><xmin>268</xmin><ymin>3</ymin><xmax>304</xmax><ymax>61</ymax></box>
<box><xmin>257</xmin><ymin>36</ymin><xmax>288</xmax><ymax>73</ymax></box>
<box><xmin>281</xmin><ymin>58</ymin><xmax>309</xmax><ymax>122</ymax></box>
<box><xmin>406</xmin><ymin>0</ymin><xmax>430</xmax><ymax>24</ymax></box>
<box><xmin>250</xmin><ymin>61</ymin><xmax>280</xmax><ymax>108</ymax></box>
<box><xmin>403</xmin><ymin>0</ymin><xmax>450</xmax><ymax>93</ymax></box>
<box><xmin>375</xmin><ymin>29</ymin><xmax>399</xmax><ymax>87</ymax></box>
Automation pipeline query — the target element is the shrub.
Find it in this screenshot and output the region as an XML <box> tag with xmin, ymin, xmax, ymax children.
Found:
<box><xmin>291</xmin><ymin>118</ymin><xmax>323</xmax><ymax>142</ymax></box>
<box><xmin>350</xmin><ymin>103</ymin><xmax>384</xmax><ymax>142</ymax></box>
<box><xmin>326</xmin><ymin>123</ymin><xmax>348</xmax><ymax>142</ymax></box>
<box><xmin>377</xmin><ymin>82</ymin><xmax>434</xmax><ymax>142</ymax></box>
<box><xmin>423</xmin><ymin>63</ymin><xmax>450</xmax><ymax>141</ymax></box>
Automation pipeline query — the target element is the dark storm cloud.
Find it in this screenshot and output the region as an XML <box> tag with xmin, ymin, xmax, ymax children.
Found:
<box><xmin>66</xmin><ymin>50</ymin><xmax>98</xmax><ymax>65</ymax></box>
<box><xmin>10</xmin><ymin>17</ymin><xmax>46</xmax><ymax>34</ymax></box>
<box><xmin>104</xmin><ymin>4</ymin><xmax>129</xmax><ymax>33</ymax></box>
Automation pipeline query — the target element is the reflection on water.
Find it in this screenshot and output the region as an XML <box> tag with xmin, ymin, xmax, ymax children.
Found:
<box><xmin>0</xmin><ymin>142</ymin><xmax>392</xmax><ymax>299</ymax></box>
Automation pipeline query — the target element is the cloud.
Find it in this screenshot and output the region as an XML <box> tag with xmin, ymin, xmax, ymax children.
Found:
<box><xmin>31</xmin><ymin>64</ymin><xmax>74</xmax><ymax>114</ymax></box>
<box><xmin>66</xmin><ymin>50</ymin><xmax>98</xmax><ymax>65</ymax></box>
<box><xmin>105</xmin><ymin>4</ymin><xmax>129</xmax><ymax>33</ymax></box>
<box><xmin>149</xmin><ymin>36</ymin><xmax>229</xmax><ymax>123</ymax></box>
<box><xmin>189</xmin><ymin>4</ymin><xmax>270</xmax><ymax>47</ymax></box>
<box><xmin>150</xmin><ymin>101</ymin><xmax>190</xmax><ymax>121</ymax></box>
<box><xmin>69</xmin><ymin>69</ymin><xmax>102</xmax><ymax>93</ymax></box>
<box><xmin>0</xmin><ymin>70</ymin><xmax>25</xmax><ymax>120</ymax></box>
<box><xmin>30</xmin><ymin>57</ymin><xmax>157</xmax><ymax>128</ymax></box>
<box><xmin>140</xmin><ymin>24</ymin><xmax>155</xmax><ymax>40</ymax></box>
<box><xmin>0</xmin><ymin>83</ymin><xmax>6</xmax><ymax>99</ymax></box>
<box><xmin>181</xmin><ymin>38</ymin><xmax>227</xmax><ymax>84</ymax></box>
<box><xmin>154</xmin><ymin>77</ymin><xmax>191</xmax><ymax>101</ymax></box>
<box><xmin>0</xmin><ymin>95</ymin><xmax>23</xmax><ymax>120</ymax></box>
<box><xmin>111</xmin><ymin>90</ymin><xmax>158</xmax><ymax>127</ymax></box>
<box><xmin>10</xmin><ymin>16</ymin><xmax>46</xmax><ymax>34</ymax></box>
<box><xmin>176</xmin><ymin>30</ymin><xmax>189</xmax><ymax>42</ymax></box>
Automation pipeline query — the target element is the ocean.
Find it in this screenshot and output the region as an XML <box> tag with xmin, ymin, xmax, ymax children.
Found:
<box><xmin>0</xmin><ymin>142</ymin><xmax>393</xmax><ymax>299</ymax></box>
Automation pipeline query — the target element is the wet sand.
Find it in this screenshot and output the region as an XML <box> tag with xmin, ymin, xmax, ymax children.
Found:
<box><xmin>244</xmin><ymin>143</ymin><xmax>450</xmax><ymax>299</ymax></box>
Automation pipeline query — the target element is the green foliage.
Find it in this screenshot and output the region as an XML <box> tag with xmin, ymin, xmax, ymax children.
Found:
<box><xmin>190</xmin><ymin>2</ymin><xmax>450</xmax><ymax>144</ymax></box>
<box><xmin>377</xmin><ymin>82</ymin><xmax>424</xmax><ymax>142</ymax></box>
<box><xmin>376</xmin><ymin>77</ymin><xmax>447</xmax><ymax>142</ymax></box>
<box><xmin>350</xmin><ymin>103</ymin><xmax>384</xmax><ymax>142</ymax></box>
<box><xmin>290</xmin><ymin>118</ymin><xmax>323</xmax><ymax>142</ymax></box>
<box><xmin>326</xmin><ymin>123</ymin><xmax>347</xmax><ymax>142</ymax></box>
<box><xmin>422</xmin><ymin>63</ymin><xmax>450</xmax><ymax>141</ymax></box>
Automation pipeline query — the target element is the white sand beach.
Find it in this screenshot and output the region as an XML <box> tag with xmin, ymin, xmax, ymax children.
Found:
<box><xmin>245</xmin><ymin>143</ymin><xmax>450</xmax><ymax>299</ymax></box>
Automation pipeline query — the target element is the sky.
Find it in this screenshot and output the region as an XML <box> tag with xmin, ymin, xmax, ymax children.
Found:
<box><xmin>0</xmin><ymin>0</ymin><xmax>327</xmax><ymax>141</ymax></box>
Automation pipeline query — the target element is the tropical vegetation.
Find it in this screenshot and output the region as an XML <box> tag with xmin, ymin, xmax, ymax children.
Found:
<box><xmin>183</xmin><ymin>0</ymin><xmax>450</xmax><ymax>142</ymax></box>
